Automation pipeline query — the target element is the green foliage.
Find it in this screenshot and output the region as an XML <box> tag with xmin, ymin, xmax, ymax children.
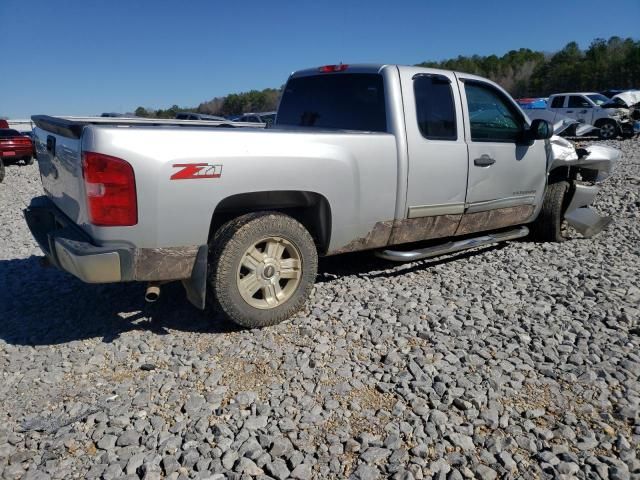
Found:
<box><xmin>134</xmin><ymin>107</ymin><xmax>149</xmax><ymax>117</ymax></box>
<box><xmin>418</xmin><ymin>36</ymin><xmax>640</xmax><ymax>97</ymax></box>
<box><xmin>198</xmin><ymin>88</ymin><xmax>281</xmax><ymax>116</ymax></box>
<box><xmin>135</xmin><ymin>88</ymin><xmax>281</xmax><ymax>119</ymax></box>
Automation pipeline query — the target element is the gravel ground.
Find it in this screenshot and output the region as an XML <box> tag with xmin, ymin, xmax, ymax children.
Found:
<box><xmin>0</xmin><ymin>137</ymin><xmax>639</xmax><ymax>480</ymax></box>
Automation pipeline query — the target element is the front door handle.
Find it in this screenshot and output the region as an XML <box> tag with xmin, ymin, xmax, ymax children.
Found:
<box><xmin>474</xmin><ymin>155</ymin><xmax>495</xmax><ymax>167</ymax></box>
<box><xmin>566</xmin><ymin>110</ymin><xmax>574</xmax><ymax>113</ymax></box>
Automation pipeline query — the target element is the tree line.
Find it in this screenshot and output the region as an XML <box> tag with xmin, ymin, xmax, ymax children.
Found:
<box><xmin>132</xmin><ymin>36</ymin><xmax>639</xmax><ymax>118</ymax></box>
<box><xmin>133</xmin><ymin>88</ymin><xmax>281</xmax><ymax>119</ymax></box>
<box><xmin>418</xmin><ymin>36</ymin><xmax>639</xmax><ymax>98</ymax></box>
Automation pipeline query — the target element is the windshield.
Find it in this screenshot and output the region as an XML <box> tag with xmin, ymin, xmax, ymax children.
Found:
<box><xmin>276</xmin><ymin>73</ymin><xmax>387</xmax><ymax>132</ymax></box>
<box><xmin>587</xmin><ymin>94</ymin><xmax>610</xmax><ymax>106</ymax></box>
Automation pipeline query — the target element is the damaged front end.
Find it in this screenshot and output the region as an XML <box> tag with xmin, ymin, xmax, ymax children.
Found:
<box><xmin>547</xmin><ymin>136</ymin><xmax>621</xmax><ymax>237</ymax></box>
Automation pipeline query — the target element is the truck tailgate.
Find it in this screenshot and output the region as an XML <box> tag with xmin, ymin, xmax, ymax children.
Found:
<box><xmin>33</xmin><ymin>124</ymin><xmax>87</xmax><ymax>225</ymax></box>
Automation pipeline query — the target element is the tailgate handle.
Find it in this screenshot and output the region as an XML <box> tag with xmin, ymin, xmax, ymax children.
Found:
<box><xmin>46</xmin><ymin>135</ymin><xmax>56</xmax><ymax>154</ymax></box>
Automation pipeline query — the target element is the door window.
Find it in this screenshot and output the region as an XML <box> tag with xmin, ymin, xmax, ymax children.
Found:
<box><xmin>568</xmin><ymin>96</ymin><xmax>591</xmax><ymax>108</ymax></box>
<box><xmin>550</xmin><ymin>96</ymin><xmax>565</xmax><ymax>108</ymax></box>
<box><xmin>464</xmin><ymin>82</ymin><xmax>524</xmax><ymax>142</ymax></box>
<box><xmin>413</xmin><ymin>75</ymin><xmax>457</xmax><ymax>140</ymax></box>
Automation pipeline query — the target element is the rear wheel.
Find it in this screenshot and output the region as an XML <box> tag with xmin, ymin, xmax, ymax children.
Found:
<box><xmin>530</xmin><ymin>180</ymin><xmax>570</xmax><ymax>242</ymax></box>
<box><xmin>209</xmin><ymin>212</ymin><xmax>318</xmax><ymax>328</ymax></box>
<box><xmin>598</xmin><ymin>120</ymin><xmax>618</xmax><ymax>140</ymax></box>
<box><xmin>23</xmin><ymin>156</ymin><xmax>34</xmax><ymax>165</ymax></box>
<box><xmin>0</xmin><ymin>158</ymin><xmax>4</xmax><ymax>183</ymax></box>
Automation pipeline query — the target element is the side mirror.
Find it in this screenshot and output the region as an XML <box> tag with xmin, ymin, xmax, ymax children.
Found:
<box><xmin>529</xmin><ymin>119</ymin><xmax>553</xmax><ymax>140</ymax></box>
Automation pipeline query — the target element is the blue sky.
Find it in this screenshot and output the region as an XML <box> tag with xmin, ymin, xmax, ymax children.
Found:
<box><xmin>1</xmin><ymin>0</ymin><xmax>638</xmax><ymax>118</ymax></box>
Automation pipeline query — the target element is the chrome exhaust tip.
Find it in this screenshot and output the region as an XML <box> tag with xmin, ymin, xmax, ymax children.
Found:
<box><xmin>145</xmin><ymin>284</ymin><xmax>161</xmax><ymax>303</ymax></box>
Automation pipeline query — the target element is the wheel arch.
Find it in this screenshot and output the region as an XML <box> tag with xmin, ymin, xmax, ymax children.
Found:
<box><xmin>209</xmin><ymin>190</ymin><xmax>332</xmax><ymax>255</ymax></box>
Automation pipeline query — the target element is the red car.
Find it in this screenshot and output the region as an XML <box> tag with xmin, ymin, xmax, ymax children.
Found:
<box><xmin>0</xmin><ymin>129</ymin><xmax>34</xmax><ymax>182</ymax></box>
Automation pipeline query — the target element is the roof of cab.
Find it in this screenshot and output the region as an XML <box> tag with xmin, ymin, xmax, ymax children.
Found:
<box><xmin>289</xmin><ymin>64</ymin><xmax>499</xmax><ymax>83</ymax></box>
<box><xmin>290</xmin><ymin>64</ymin><xmax>390</xmax><ymax>78</ymax></box>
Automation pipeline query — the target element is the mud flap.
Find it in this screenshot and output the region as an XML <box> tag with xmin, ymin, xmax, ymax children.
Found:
<box><xmin>182</xmin><ymin>245</ymin><xmax>208</xmax><ymax>309</ymax></box>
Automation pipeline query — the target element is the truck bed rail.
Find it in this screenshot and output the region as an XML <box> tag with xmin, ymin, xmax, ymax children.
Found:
<box><xmin>31</xmin><ymin>115</ymin><xmax>264</xmax><ymax>139</ymax></box>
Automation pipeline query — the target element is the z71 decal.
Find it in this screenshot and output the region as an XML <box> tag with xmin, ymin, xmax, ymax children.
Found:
<box><xmin>171</xmin><ymin>163</ymin><xmax>223</xmax><ymax>180</ymax></box>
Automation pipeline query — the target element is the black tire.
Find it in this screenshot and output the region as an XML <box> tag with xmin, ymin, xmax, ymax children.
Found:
<box><xmin>23</xmin><ymin>156</ymin><xmax>34</xmax><ymax>166</ymax></box>
<box><xmin>597</xmin><ymin>119</ymin><xmax>619</xmax><ymax>140</ymax></box>
<box><xmin>209</xmin><ymin>211</ymin><xmax>318</xmax><ymax>328</ymax></box>
<box><xmin>530</xmin><ymin>180</ymin><xmax>570</xmax><ymax>242</ymax></box>
<box><xmin>0</xmin><ymin>158</ymin><xmax>4</xmax><ymax>183</ymax></box>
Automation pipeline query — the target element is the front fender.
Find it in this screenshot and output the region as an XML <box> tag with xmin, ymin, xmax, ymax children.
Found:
<box><xmin>546</xmin><ymin>136</ymin><xmax>621</xmax><ymax>237</ymax></box>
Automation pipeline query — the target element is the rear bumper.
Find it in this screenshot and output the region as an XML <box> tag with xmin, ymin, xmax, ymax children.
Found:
<box><xmin>24</xmin><ymin>197</ymin><xmax>203</xmax><ymax>284</ymax></box>
<box><xmin>24</xmin><ymin>197</ymin><xmax>132</xmax><ymax>283</ymax></box>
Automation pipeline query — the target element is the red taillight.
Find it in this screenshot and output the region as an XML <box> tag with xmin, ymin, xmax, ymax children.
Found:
<box><xmin>319</xmin><ymin>64</ymin><xmax>348</xmax><ymax>73</ymax></box>
<box><xmin>82</xmin><ymin>152</ymin><xmax>137</xmax><ymax>226</ymax></box>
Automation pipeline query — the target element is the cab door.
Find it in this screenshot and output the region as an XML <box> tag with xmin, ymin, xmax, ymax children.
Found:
<box><xmin>456</xmin><ymin>77</ymin><xmax>547</xmax><ymax>235</ymax></box>
<box><xmin>566</xmin><ymin>95</ymin><xmax>594</xmax><ymax>124</ymax></box>
<box><xmin>395</xmin><ymin>67</ymin><xmax>469</xmax><ymax>243</ymax></box>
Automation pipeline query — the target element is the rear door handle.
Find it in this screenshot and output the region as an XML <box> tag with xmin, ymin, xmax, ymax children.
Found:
<box><xmin>566</xmin><ymin>110</ymin><xmax>574</xmax><ymax>113</ymax></box>
<box><xmin>474</xmin><ymin>155</ymin><xmax>495</xmax><ymax>167</ymax></box>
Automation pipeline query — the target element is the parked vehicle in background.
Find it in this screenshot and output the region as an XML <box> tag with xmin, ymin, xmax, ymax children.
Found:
<box><xmin>547</xmin><ymin>92</ymin><xmax>636</xmax><ymax>139</ymax></box>
<box><xmin>0</xmin><ymin>129</ymin><xmax>34</xmax><ymax>183</ymax></box>
<box><xmin>0</xmin><ymin>129</ymin><xmax>34</xmax><ymax>165</ymax></box>
<box><xmin>26</xmin><ymin>64</ymin><xmax>619</xmax><ymax>328</ymax></box>
<box><xmin>235</xmin><ymin>111</ymin><xmax>277</xmax><ymax>126</ymax></box>
<box><xmin>175</xmin><ymin>112</ymin><xmax>228</xmax><ymax>122</ymax></box>
<box><xmin>600</xmin><ymin>89</ymin><xmax>625</xmax><ymax>99</ymax></box>
<box><xmin>516</xmin><ymin>98</ymin><xmax>547</xmax><ymax>110</ymax></box>
<box><xmin>0</xmin><ymin>120</ymin><xmax>10</xmax><ymax>129</ymax></box>
<box><xmin>605</xmin><ymin>90</ymin><xmax>640</xmax><ymax>108</ymax></box>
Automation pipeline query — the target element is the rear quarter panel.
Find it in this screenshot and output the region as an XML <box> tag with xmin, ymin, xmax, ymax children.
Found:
<box><xmin>83</xmin><ymin>126</ymin><xmax>398</xmax><ymax>252</ymax></box>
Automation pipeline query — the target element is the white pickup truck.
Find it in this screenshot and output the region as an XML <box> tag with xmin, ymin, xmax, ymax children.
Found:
<box><xmin>547</xmin><ymin>92</ymin><xmax>637</xmax><ymax>139</ymax></box>
<box><xmin>25</xmin><ymin>64</ymin><xmax>620</xmax><ymax>328</ymax></box>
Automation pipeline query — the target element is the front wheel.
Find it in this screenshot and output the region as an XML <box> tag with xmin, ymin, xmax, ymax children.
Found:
<box><xmin>598</xmin><ymin>120</ymin><xmax>619</xmax><ymax>140</ymax></box>
<box><xmin>209</xmin><ymin>212</ymin><xmax>318</xmax><ymax>328</ymax></box>
<box><xmin>530</xmin><ymin>180</ymin><xmax>570</xmax><ymax>242</ymax></box>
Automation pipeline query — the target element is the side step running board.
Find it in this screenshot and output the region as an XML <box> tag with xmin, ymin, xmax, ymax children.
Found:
<box><xmin>375</xmin><ymin>226</ymin><xmax>529</xmax><ymax>262</ymax></box>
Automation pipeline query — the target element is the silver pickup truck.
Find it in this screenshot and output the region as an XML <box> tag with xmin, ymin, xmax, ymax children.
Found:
<box><xmin>25</xmin><ymin>64</ymin><xmax>620</xmax><ymax>328</ymax></box>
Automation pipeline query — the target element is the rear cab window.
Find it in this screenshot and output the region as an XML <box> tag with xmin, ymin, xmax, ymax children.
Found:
<box><xmin>550</xmin><ymin>96</ymin><xmax>565</xmax><ymax>108</ymax></box>
<box><xmin>276</xmin><ymin>73</ymin><xmax>387</xmax><ymax>132</ymax></box>
<box><xmin>413</xmin><ymin>74</ymin><xmax>457</xmax><ymax>140</ymax></box>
